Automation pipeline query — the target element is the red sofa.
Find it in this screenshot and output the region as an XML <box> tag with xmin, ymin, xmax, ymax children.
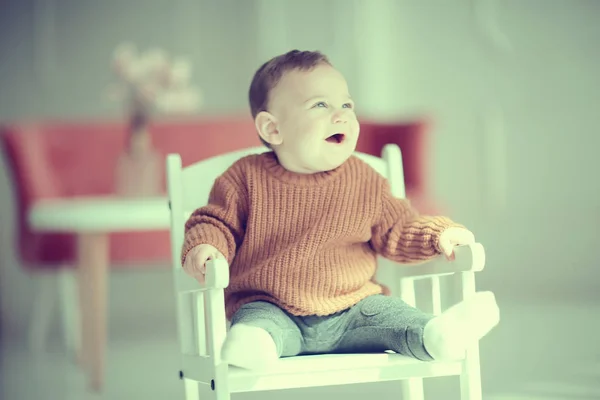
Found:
<box><xmin>1</xmin><ymin>115</ymin><xmax>435</xmax><ymax>271</ymax></box>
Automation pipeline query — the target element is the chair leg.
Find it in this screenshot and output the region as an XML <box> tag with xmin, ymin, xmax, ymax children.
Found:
<box><xmin>400</xmin><ymin>378</ymin><xmax>424</xmax><ymax>400</ymax></box>
<box><xmin>28</xmin><ymin>274</ymin><xmax>57</xmax><ymax>353</ymax></box>
<box><xmin>184</xmin><ymin>379</ymin><xmax>200</xmax><ymax>400</ymax></box>
<box><xmin>58</xmin><ymin>268</ymin><xmax>81</xmax><ymax>359</ymax></box>
<box><xmin>214</xmin><ymin>385</ymin><xmax>231</xmax><ymax>400</ymax></box>
<box><xmin>460</xmin><ymin>345</ymin><xmax>482</xmax><ymax>400</ymax></box>
<box><xmin>460</xmin><ymin>372</ymin><xmax>482</xmax><ymax>400</ymax></box>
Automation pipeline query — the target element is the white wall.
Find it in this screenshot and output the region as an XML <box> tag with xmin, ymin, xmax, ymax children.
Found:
<box><xmin>0</xmin><ymin>0</ymin><xmax>261</xmax><ymax>337</ymax></box>
<box><xmin>1</xmin><ymin>0</ymin><xmax>599</xmax><ymax>343</ymax></box>
<box><xmin>0</xmin><ymin>0</ymin><xmax>259</xmax><ymax>121</ymax></box>
<box><xmin>256</xmin><ymin>0</ymin><xmax>600</xmax><ymax>300</ymax></box>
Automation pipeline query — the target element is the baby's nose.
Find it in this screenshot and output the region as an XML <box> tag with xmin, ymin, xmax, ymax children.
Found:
<box><xmin>333</xmin><ymin>110</ymin><xmax>349</xmax><ymax>123</ymax></box>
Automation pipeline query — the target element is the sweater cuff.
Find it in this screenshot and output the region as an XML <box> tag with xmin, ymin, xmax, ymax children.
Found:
<box><xmin>180</xmin><ymin>224</ymin><xmax>231</xmax><ymax>266</ymax></box>
<box><xmin>429</xmin><ymin>217</ymin><xmax>466</xmax><ymax>255</ymax></box>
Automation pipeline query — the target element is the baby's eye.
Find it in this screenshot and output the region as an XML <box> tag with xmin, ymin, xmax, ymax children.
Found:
<box><xmin>313</xmin><ymin>101</ymin><xmax>328</xmax><ymax>108</ymax></box>
<box><xmin>342</xmin><ymin>103</ymin><xmax>353</xmax><ymax>109</ymax></box>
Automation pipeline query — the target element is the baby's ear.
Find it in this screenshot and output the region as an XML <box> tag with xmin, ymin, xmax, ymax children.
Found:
<box><xmin>255</xmin><ymin>111</ymin><xmax>283</xmax><ymax>146</ymax></box>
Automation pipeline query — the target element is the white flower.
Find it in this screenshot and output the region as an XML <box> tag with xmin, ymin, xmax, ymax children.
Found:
<box><xmin>107</xmin><ymin>42</ymin><xmax>201</xmax><ymax>115</ymax></box>
<box><xmin>156</xmin><ymin>87</ymin><xmax>201</xmax><ymax>113</ymax></box>
<box><xmin>134</xmin><ymin>64</ymin><xmax>149</xmax><ymax>84</ymax></box>
<box><xmin>170</xmin><ymin>57</ymin><xmax>192</xmax><ymax>87</ymax></box>
<box><xmin>113</xmin><ymin>42</ymin><xmax>137</xmax><ymax>64</ymax></box>
<box><xmin>144</xmin><ymin>48</ymin><xmax>168</xmax><ymax>71</ymax></box>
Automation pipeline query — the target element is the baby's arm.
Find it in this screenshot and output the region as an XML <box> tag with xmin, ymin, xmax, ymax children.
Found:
<box><xmin>370</xmin><ymin>180</ymin><xmax>465</xmax><ymax>264</ymax></box>
<box><xmin>181</xmin><ymin>171</ymin><xmax>248</xmax><ymax>271</ymax></box>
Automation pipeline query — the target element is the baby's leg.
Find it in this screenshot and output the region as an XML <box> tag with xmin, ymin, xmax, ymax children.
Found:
<box><xmin>222</xmin><ymin>301</ymin><xmax>303</xmax><ymax>370</ymax></box>
<box><xmin>334</xmin><ymin>292</ymin><xmax>499</xmax><ymax>361</ymax></box>
<box><xmin>422</xmin><ymin>291</ymin><xmax>500</xmax><ymax>360</ymax></box>
<box><xmin>333</xmin><ymin>294</ymin><xmax>435</xmax><ymax>360</ymax></box>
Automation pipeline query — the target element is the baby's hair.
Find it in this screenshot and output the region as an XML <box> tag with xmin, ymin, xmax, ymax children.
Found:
<box><xmin>249</xmin><ymin>49</ymin><xmax>331</xmax><ymax>147</ymax></box>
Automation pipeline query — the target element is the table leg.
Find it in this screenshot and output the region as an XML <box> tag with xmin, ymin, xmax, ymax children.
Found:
<box><xmin>77</xmin><ymin>233</ymin><xmax>109</xmax><ymax>392</ymax></box>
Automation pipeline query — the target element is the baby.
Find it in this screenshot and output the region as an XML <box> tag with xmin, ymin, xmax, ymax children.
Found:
<box><xmin>181</xmin><ymin>50</ymin><xmax>500</xmax><ymax>370</ymax></box>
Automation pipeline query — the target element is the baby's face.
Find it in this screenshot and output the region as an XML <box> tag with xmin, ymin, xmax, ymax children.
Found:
<box><xmin>266</xmin><ymin>64</ymin><xmax>359</xmax><ymax>173</ymax></box>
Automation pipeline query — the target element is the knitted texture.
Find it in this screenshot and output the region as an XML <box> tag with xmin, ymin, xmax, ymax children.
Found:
<box><xmin>182</xmin><ymin>151</ymin><xmax>460</xmax><ymax>319</ymax></box>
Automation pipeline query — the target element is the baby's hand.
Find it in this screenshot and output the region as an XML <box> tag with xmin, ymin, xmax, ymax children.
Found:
<box><xmin>183</xmin><ymin>244</ymin><xmax>225</xmax><ymax>283</ymax></box>
<box><xmin>439</xmin><ymin>227</ymin><xmax>476</xmax><ymax>261</ymax></box>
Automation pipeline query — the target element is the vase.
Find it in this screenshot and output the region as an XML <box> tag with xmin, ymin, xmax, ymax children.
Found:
<box><xmin>115</xmin><ymin>124</ymin><xmax>162</xmax><ymax>197</ymax></box>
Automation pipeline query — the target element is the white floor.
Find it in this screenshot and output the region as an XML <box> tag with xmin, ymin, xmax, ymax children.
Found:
<box><xmin>2</xmin><ymin>290</ymin><xmax>599</xmax><ymax>400</ymax></box>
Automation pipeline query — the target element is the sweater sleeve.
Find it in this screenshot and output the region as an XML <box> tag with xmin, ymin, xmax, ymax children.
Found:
<box><xmin>370</xmin><ymin>180</ymin><xmax>464</xmax><ymax>264</ymax></box>
<box><xmin>180</xmin><ymin>172</ymin><xmax>247</xmax><ymax>266</ymax></box>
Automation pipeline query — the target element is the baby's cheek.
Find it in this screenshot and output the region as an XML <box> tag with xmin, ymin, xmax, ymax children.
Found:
<box><xmin>352</xmin><ymin>120</ymin><xmax>360</xmax><ymax>135</ymax></box>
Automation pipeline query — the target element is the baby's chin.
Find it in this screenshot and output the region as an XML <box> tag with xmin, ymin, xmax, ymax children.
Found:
<box><xmin>275</xmin><ymin>148</ymin><xmax>353</xmax><ymax>174</ymax></box>
<box><xmin>309</xmin><ymin>155</ymin><xmax>352</xmax><ymax>172</ymax></box>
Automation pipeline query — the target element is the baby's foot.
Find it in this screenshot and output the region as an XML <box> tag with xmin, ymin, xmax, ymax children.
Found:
<box><xmin>221</xmin><ymin>324</ymin><xmax>279</xmax><ymax>371</ymax></box>
<box><xmin>423</xmin><ymin>291</ymin><xmax>500</xmax><ymax>361</ymax></box>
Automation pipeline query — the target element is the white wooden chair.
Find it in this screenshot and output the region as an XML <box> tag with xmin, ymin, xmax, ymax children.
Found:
<box><xmin>166</xmin><ymin>144</ymin><xmax>487</xmax><ymax>400</ymax></box>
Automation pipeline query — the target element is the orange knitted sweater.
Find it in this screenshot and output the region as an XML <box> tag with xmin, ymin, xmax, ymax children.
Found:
<box><xmin>182</xmin><ymin>151</ymin><xmax>460</xmax><ymax>320</ymax></box>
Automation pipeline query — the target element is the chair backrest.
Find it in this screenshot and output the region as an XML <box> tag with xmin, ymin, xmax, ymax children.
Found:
<box><xmin>166</xmin><ymin>144</ymin><xmax>407</xmax><ymax>357</ymax></box>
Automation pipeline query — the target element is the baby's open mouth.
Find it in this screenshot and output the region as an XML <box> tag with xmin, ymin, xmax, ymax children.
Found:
<box><xmin>325</xmin><ymin>133</ymin><xmax>345</xmax><ymax>144</ymax></box>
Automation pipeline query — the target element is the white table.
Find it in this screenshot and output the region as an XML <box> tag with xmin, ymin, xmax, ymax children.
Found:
<box><xmin>29</xmin><ymin>196</ymin><xmax>170</xmax><ymax>231</ymax></box>
<box><xmin>29</xmin><ymin>195</ymin><xmax>171</xmax><ymax>391</ymax></box>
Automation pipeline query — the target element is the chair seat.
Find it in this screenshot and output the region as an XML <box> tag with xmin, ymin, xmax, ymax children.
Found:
<box><xmin>228</xmin><ymin>352</ymin><xmax>462</xmax><ymax>393</ymax></box>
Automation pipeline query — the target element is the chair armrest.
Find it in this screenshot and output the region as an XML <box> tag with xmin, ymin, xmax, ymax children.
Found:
<box><xmin>174</xmin><ymin>259</ymin><xmax>230</xmax><ymax>293</ymax></box>
<box><xmin>393</xmin><ymin>243</ymin><xmax>485</xmax><ymax>280</ymax></box>
<box><xmin>205</xmin><ymin>259</ymin><xmax>230</xmax><ymax>289</ymax></box>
